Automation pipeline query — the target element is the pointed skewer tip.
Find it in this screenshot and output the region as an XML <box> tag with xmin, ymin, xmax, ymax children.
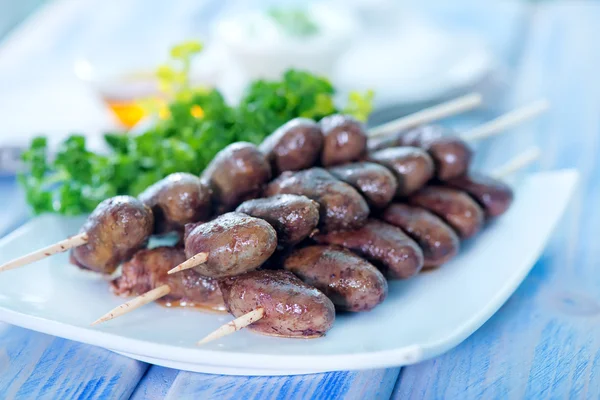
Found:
<box><xmin>90</xmin><ymin>284</ymin><xmax>171</xmax><ymax>326</ymax></box>
<box><xmin>197</xmin><ymin>308</ymin><xmax>265</xmax><ymax>345</ymax></box>
<box><xmin>167</xmin><ymin>252</ymin><xmax>208</xmax><ymax>275</ymax></box>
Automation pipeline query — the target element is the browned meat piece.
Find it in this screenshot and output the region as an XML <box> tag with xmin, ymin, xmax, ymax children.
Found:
<box><xmin>236</xmin><ymin>195</ymin><xmax>320</xmax><ymax>246</ymax></box>
<box><xmin>111</xmin><ymin>246</ymin><xmax>225</xmax><ymax>311</ymax></box>
<box><xmin>219</xmin><ymin>270</ymin><xmax>335</xmax><ymax>338</ymax></box>
<box><xmin>401</xmin><ymin>126</ymin><xmax>472</xmax><ymax>181</ymax></box>
<box><xmin>259</xmin><ymin>118</ymin><xmax>324</xmax><ymax>174</ymax></box>
<box><xmin>184</xmin><ymin>212</ymin><xmax>277</xmax><ymax>278</ymax></box>
<box><xmin>201</xmin><ymin>142</ymin><xmax>272</xmax><ymax>213</ymax></box>
<box><xmin>445</xmin><ymin>173</ymin><xmax>514</xmax><ymax>218</ymax></box>
<box><xmin>70</xmin><ymin>196</ymin><xmax>154</xmax><ymax>275</ymax></box>
<box><xmin>283</xmin><ymin>245</ymin><xmax>387</xmax><ymax>312</ymax></box>
<box><xmin>367</xmin><ymin>125</ymin><xmax>472</xmax><ymax>181</ymax></box>
<box><xmin>139</xmin><ymin>173</ymin><xmax>212</xmax><ymax>235</ymax></box>
<box><xmin>320</xmin><ymin>114</ymin><xmax>367</xmax><ymax>166</ymax></box>
<box><xmin>315</xmin><ymin>219</ymin><xmax>424</xmax><ymax>280</ymax></box>
<box><xmin>382</xmin><ymin>203</ymin><xmax>459</xmax><ymax>268</ymax></box>
<box><xmin>409</xmin><ymin>186</ymin><xmax>484</xmax><ymax>239</ymax></box>
<box><xmin>264</xmin><ymin>168</ymin><xmax>369</xmax><ymax>233</ymax></box>
<box><xmin>426</xmin><ymin>137</ymin><xmax>472</xmax><ymax>181</ymax></box>
<box><xmin>328</xmin><ymin>162</ymin><xmax>398</xmax><ymax>208</ymax></box>
<box><xmin>367</xmin><ymin>147</ymin><xmax>435</xmax><ymax>196</ymax></box>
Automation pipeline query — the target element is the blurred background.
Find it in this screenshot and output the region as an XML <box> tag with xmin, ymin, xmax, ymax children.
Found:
<box><xmin>0</xmin><ymin>0</ymin><xmax>531</xmax><ymax>171</ymax></box>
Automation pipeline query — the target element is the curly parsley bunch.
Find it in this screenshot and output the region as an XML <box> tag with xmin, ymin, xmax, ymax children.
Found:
<box><xmin>20</xmin><ymin>40</ymin><xmax>374</xmax><ymax>215</ymax></box>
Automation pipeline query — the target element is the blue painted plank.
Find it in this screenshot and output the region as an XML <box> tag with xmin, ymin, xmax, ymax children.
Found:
<box><xmin>0</xmin><ymin>323</ymin><xmax>149</xmax><ymax>399</ymax></box>
<box><xmin>395</xmin><ymin>2</ymin><xmax>600</xmax><ymax>399</ymax></box>
<box><xmin>130</xmin><ymin>366</ymin><xmax>180</xmax><ymax>400</ymax></box>
<box><xmin>136</xmin><ymin>367</ymin><xmax>400</xmax><ymax>400</ymax></box>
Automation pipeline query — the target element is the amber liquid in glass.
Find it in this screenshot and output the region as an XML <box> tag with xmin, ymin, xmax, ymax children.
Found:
<box><xmin>96</xmin><ymin>73</ymin><xmax>158</xmax><ymax>129</ymax></box>
<box><xmin>103</xmin><ymin>99</ymin><xmax>146</xmax><ymax>129</ymax></box>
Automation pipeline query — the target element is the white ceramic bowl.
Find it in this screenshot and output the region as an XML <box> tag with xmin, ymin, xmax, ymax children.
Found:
<box><xmin>214</xmin><ymin>3</ymin><xmax>359</xmax><ymax>80</ymax></box>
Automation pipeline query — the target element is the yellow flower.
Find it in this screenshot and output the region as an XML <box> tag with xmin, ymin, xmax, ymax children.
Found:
<box><xmin>190</xmin><ymin>105</ymin><xmax>204</xmax><ymax>118</ymax></box>
<box><xmin>159</xmin><ymin>106</ymin><xmax>171</xmax><ymax>120</ymax></box>
<box><xmin>343</xmin><ymin>90</ymin><xmax>375</xmax><ymax>122</ymax></box>
<box><xmin>170</xmin><ymin>40</ymin><xmax>203</xmax><ymax>60</ymax></box>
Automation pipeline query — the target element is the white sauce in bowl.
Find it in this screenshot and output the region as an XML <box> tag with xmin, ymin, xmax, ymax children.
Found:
<box><xmin>214</xmin><ymin>4</ymin><xmax>359</xmax><ymax>79</ymax></box>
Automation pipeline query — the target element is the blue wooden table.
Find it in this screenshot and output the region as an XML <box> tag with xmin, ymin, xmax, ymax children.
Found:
<box><xmin>1</xmin><ymin>1</ymin><xmax>600</xmax><ymax>399</ymax></box>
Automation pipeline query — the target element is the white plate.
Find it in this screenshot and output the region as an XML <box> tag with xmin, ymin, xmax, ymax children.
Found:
<box><xmin>333</xmin><ymin>14</ymin><xmax>495</xmax><ymax>107</ymax></box>
<box><xmin>0</xmin><ymin>170</ymin><xmax>578</xmax><ymax>376</ymax></box>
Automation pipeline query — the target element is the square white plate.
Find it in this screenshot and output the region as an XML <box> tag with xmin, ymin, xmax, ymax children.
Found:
<box><xmin>0</xmin><ymin>170</ymin><xmax>578</xmax><ymax>376</ymax></box>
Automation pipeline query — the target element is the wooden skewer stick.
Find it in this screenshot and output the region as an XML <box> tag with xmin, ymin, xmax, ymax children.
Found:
<box><xmin>0</xmin><ymin>233</ymin><xmax>88</xmax><ymax>273</ymax></box>
<box><xmin>197</xmin><ymin>308</ymin><xmax>266</xmax><ymax>345</ymax></box>
<box><xmin>368</xmin><ymin>92</ymin><xmax>483</xmax><ymax>137</ymax></box>
<box><xmin>90</xmin><ymin>252</ymin><xmax>207</xmax><ymax>325</ymax></box>
<box><xmin>91</xmin><ymin>284</ymin><xmax>172</xmax><ymax>326</ymax></box>
<box><xmin>461</xmin><ymin>100</ymin><xmax>550</xmax><ymax>142</ymax></box>
<box><xmin>167</xmin><ymin>252</ymin><xmax>209</xmax><ymax>275</ymax></box>
<box><xmin>490</xmin><ymin>147</ymin><xmax>541</xmax><ymax>180</ymax></box>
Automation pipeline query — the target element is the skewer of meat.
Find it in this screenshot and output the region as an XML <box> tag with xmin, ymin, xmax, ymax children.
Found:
<box><xmin>96</xmin><ymin>246</ymin><xmax>387</xmax><ymax>334</ymax></box>
<box><xmin>100</xmin><ymin>253</ymin><xmax>340</xmax><ymax>345</ymax></box>
<box><xmin>261</xmin><ymin>93</ymin><xmax>483</xmax><ymax>172</ymax></box>
<box><xmin>171</xmin><ymin>212</ymin><xmax>278</xmax><ymax>276</ymax></box>
<box><xmin>94</xmin><ymin>197</ymin><xmax>381</xmax><ymax>326</ymax></box>
<box><xmin>0</xmin><ymin>196</ymin><xmax>155</xmax><ymax>274</ymax></box>
<box><xmin>406</xmin><ymin>147</ymin><xmax>540</xmax><ymax>239</ymax></box>
<box><xmin>367</xmin><ymin>100</ymin><xmax>548</xmax><ymax>182</ymax></box>
<box><xmin>383</xmin><ymin>147</ymin><xmax>540</xmax><ymax>269</ymax></box>
<box><xmin>446</xmin><ymin>147</ymin><xmax>540</xmax><ymax>218</ymax></box>
<box><xmin>198</xmin><ymin>270</ymin><xmax>336</xmax><ymax>344</ymax></box>
<box><xmin>92</xmin><ymin>212</ymin><xmax>278</xmax><ymax>324</ymax></box>
<box><xmin>93</xmin><ymin>197</ymin><xmax>378</xmax><ymax>327</ymax></box>
<box><xmin>197</xmin><ymin>246</ymin><xmax>390</xmax><ymax>344</ymax></box>
<box><xmin>92</xmin><ymin>195</ymin><xmax>322</xmax><ymax>325</ymax></box>
<box><xmin>0</xmin><ymin>142</ymin><xmax>272</xmax><ymax>275</ymax></box>
<box><xmin>92</xmin><ymin>246</ymin><xmax>226</xmax><ymax>325</ymax></box>
<box><xmin>326</xmin><ymin>143</ymin><xmax>523</xmax><ymax>211</ymax></box>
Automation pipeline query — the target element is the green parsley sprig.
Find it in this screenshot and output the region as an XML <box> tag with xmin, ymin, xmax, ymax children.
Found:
<box><xmin>19</xmin><ymin>40</ymin><xmax>374</xmax><ymax>215</ymax></box>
